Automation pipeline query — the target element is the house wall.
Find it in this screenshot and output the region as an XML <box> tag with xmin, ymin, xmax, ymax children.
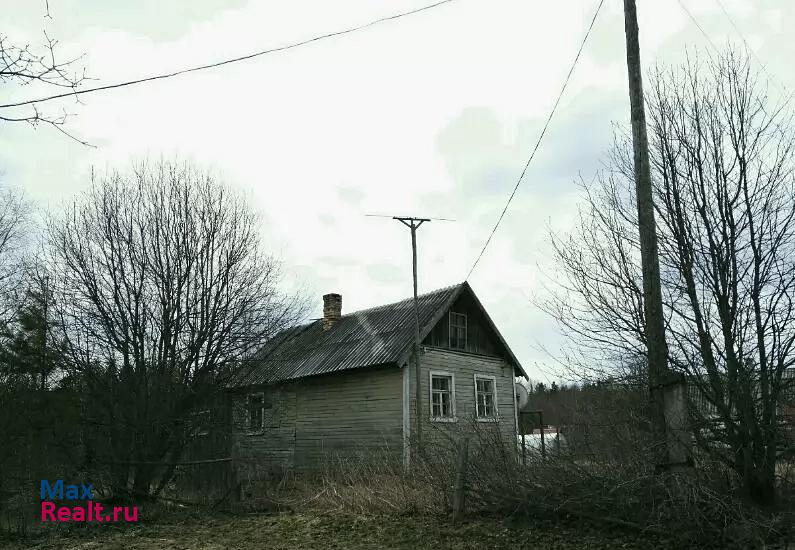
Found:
<box><xmin>407</xmin><ymin>348</ymin><xmax>518</xmax><ymax>456</ymax></box>
<box><xmin>293</xmin><ymin>365</ymin><xmax>403</xmax><ymax>468</ymax></box>
<box><xmin>232</xmin><ymin>385</ymin><xmax>298</xmax><ymax>477</ymax></box>
<box><xmin>231</xmin><ymin>350</ymin><xmax>518</xmax><ymax>476</ymax></box>
<box><xmin>424</xmin><ymin>294</ymin><xmax>503</xmax><ymax>357</ymax></box>
<box><xmin>231</xmin><ymin>365</ymin><xmax>403</xmax><ymax>475</ymax></box>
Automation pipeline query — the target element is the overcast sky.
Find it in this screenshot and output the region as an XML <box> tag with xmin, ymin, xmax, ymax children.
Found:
<box><xmin>1</xmin><ymin>0</ymin><xmax>792</xmax><ymax>382</ymax></box>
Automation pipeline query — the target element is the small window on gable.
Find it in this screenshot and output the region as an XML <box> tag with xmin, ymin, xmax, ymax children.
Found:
<box><xmin>430</xmin><ymin>371</ymin><xmax>456</xmax><ymax>421</ymax></box>
<box><xmin>449</xmin><ymin>312</ymin><xmax>467</xmax><ymax>350</ymax></box>
<box><xmin>474</xmin><ymin>375</ymin><xmax>498</xmax><ymax>420</ymax></box>
<box><xmin>247</xmin><ymin>393</ymin><xmax>266</xmax><ymax>431</ymax></box>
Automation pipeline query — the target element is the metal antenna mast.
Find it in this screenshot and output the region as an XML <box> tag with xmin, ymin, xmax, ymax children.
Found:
<box><xmin>394</xmin><ymin>216</ymin><xmax>429</xmax><ymax>454</ymax></box>
<box><xmin>366</xmin><ymin>213</ymin><xmax>453</xmax><ymax>457</ymax></box>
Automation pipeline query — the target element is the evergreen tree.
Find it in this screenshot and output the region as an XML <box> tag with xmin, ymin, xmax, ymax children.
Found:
<box><xmin>0</xmin><ymin>278</ymin><xmax>63</xmax><ymax>390</ymax></box>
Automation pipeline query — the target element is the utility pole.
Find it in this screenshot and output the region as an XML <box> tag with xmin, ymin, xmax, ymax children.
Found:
<box><xmin>41</xmin><ymin>274</ymin><xmax>49</xmax><ymax>392</ymax></box>
<box><xmin>623</xmin><ymin>0</ymin><xmax>690</xmax><ymax>471</ymax></box>
<box><xmin>394</xmin><ymin>216</ymin><xmax>429</xmax><ymax>454</ymax></box>
<box><xmin>366</xmin><ymin>213</ymin><xmax>454</xmax><ymax>461</ymax></box>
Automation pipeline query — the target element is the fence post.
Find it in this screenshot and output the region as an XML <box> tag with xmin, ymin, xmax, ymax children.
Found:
<box><xmin>452</xmin><ymin>436</ymin><xmax>470</xmax><ymax>522</ymax></box>
<box><xmin>555</xmin><ymin>426</ymin><xmax>561</xmax><ymax>454</ymax></box>
<box><xmin>230</xmin><ymin>443</ymin><xmax>241</xmax><ymax>507</ymax></box>
<box><xmin>663</xmin><ymin>373</ymin><xmax>692</xmax><ymax>471</ymax></box>
<box><xmin>539</xmin><ymin>411</ymin><xmax>546</xmax><ymax>458</ymax></box>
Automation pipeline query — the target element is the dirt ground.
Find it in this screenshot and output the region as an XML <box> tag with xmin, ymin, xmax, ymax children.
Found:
<box><xmin>3</xmin><ymin>511</ymin><xmax>677</xmax><ymax>550</ymax></box>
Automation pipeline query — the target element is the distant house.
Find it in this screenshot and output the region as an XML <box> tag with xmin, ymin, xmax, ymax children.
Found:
<box><xmin>228</xmin><ymin>282</ymin><xmax>527</xmax><ymax>473</ymax></box>
<box><xmin>685</xmin><ymin>367</ymin><xmax>795</xmax><ymax>454</ymax></box>
<box><xmin>688</xmin><ymin>367</ymin><xmax>795</xmax><ymax>419</ymax></box>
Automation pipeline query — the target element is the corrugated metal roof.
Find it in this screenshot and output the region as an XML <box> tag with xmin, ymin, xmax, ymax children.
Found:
<box><xmin>231</xmin><ymin>281</ymin><xmax>527</xmax><ymax>387</ymax></box>
<box><xmin>232</xmin><ymin>283</ymin><xmax>462</xmax><ymax>386</ymax></box>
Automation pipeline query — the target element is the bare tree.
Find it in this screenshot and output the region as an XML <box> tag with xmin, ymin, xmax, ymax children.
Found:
<box><xmin>0</xmin><ymin>186</ymin><xmax>31</xmax><ymax>323</ymax></box>
<box><xmin>0</xmin><ymin>28</ymin><xmax>88</xmax><ymax>144</ymax></box>
<box><xmin>47</xmin><ymin>160</ymin><xmax>304</xmax><ymax>497</ymax></box>
<box><xmin>547</xmin><ymin>51</ymin><xmax>795</xmax><ymax>504</ymax></box>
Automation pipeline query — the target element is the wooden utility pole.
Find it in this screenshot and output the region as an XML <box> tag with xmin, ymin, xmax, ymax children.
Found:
<box><xmin>41</xmin><ymin>274</ymin><xmax>49</xmax><ymax>392</ymax></box>
<box><xmin>539</xmin><ymin>410</ymin><xmax>546</xmax><ymax>458</ymax></box>
<box><xmin>622</xmin><ymin>0</ymin><xmax>690</xmax><ymax>470</ymax></box>
<box><xmin>395</xmin><ymin>216</ymin><xmax>429</xmax><ymax>454</ymax></box>
<box><xmin>451</xmin><ymin>436</ymin><xmax>470</xmax><ymax>522</ymax></box>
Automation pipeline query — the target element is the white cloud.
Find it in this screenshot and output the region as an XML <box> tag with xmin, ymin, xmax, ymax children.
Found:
<box><xmin>2</xmin><ymin>0</ymin><xmax>794</xmax><ymax>380</ymax></box>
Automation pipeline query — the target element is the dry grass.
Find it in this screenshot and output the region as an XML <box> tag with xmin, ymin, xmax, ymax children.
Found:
<box><xmin>4</xmin><ymin>424</ymin><xmax>793</xmax><ymax>549</ymax></box>
<box><xmin>262</xmin><ymin>428</ymin><xmax>795</xmax><ymax>549</ymax></box>
<box><xmin>2</xmin><ymin>509</ymin><xmax>679</xmax><ymax>550</ymax></box>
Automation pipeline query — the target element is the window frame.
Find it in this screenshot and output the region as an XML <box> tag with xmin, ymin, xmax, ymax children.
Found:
<box><xmin>246</xmin><ymin>392</ymin><xmax>266</xmax><ymax>433</ymax></box>
<box><xmin>429</xmin><ymin>370</ymin><xmax>457</xmax><ymax>422</ymax></box>
<box><xmin>448</xmin><ymin>311</ymin><xmax>467</xmax><ymax>351</ymax></box>
<box><xmin>191</xmin><ymin>409</ymin><xmax>211</xmax><ymax>437</ymax></box>
<box><xmin>473</xmin><ymin>374</ymin><xmax>499</xmax><ymax>421</ymax></box>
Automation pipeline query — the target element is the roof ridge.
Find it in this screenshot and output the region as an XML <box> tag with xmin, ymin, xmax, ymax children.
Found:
<box><xmin>231</xmin><ymin>280</ymin><xmax>527</xmax><ymax>386</ymax></box>
<box><xmin>340</xmin><ymin>282</ymin><xmax>464</xmax><ymax>318</ymax></box>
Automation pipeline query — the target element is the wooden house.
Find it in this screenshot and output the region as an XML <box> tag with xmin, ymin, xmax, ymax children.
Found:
<box><xmin>228</xmin><ymin>282</ymin><xmax>527</xmax><ymax>472</ymax></box>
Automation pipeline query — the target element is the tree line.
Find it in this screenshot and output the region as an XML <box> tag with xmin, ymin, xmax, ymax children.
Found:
<box><xmin>0</xmin><ymin>161</ymin><xmax>305</xmax><ymax>509</ymax></box>
<box><xmin>544</xmin><ymin>50</ymin><xmax>795</xmax><ymax>505</ymax></box>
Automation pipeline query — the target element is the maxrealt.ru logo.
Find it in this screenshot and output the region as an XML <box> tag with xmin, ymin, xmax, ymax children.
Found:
<box><xmin>40</xmin><ymin>480</ymin><xmax>139</xmax><ymax>523</ymax></box>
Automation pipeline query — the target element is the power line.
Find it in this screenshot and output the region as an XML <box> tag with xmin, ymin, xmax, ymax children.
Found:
<box><xmin>713</xmin><ymin>0</ymin><xmax>789</xmax><ymax>96</ymax></box>
<box><xmin>677</xmin><ymin>0</ymin><xmax>794</xmax><ymax>108</ymax></box>
<box><xmin>0</xmin><ymin>0</ymin><xmax>458</xmax><ymax>111</ymax></box>
<box><xmin>676</xmin><ymin>0</ymin><xmax>720</xmax><ymax>55</ymax></box>
<box><xmin>465</xmin><ymin>0</ymin><xmax>605</xmax><ymax>281</ymax></box>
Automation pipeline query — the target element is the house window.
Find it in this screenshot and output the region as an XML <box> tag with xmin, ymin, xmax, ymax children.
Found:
<box><xmin>247</xmin><ymin>393</ymin><xmax>266</xmax><ymax>431</ymax></box>
<box><xmin>429</xmin><ymin>371</ymin><xmax>456</xmax><ymax>421</ymax></box>
<box><xmin>191</xmin><ymin>409</ymin><xmax>211</xmax><ymax>436</ymax></box>
<box><xmin>474</xmin><ymin>375</ymin><xmax>498</xmax><ymax>420</ymax></box>
<box><xmin>449</xmin><ymin>312</ymin><xmax>467</xmax><ymax>350</ymax></box>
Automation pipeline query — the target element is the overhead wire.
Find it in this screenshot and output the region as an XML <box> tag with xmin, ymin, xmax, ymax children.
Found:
<box><xmin>675</xmin><ymin>0</ymin><xmax>720</xmax><ymax>55</ymax></box>
<box><xmin>680</xmin><ymin>0</ymin><xmax>789</xmax><ymax>94</ymax></box>
<box><xmin>465</xmin><ymin>0</ymin><xmax>605</xmax><ymax>281</ymax></box>
<box><xmin>0</xmin><ymin>0</ymin><xmax>458</xmax><ymax>111</ymax></box>
<box><xmin>713</xmin><ymin>0</ymin><xmax>789</xmax><ymax>96</ymax></box>
<box><xmin>676</xmin><ymin>0</ymin><xmax>795</xmax><ymax>132</ymax></box>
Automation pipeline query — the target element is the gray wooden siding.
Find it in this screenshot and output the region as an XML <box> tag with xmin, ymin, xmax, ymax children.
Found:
<box><xmin>423</xmin><ymin>293</ymin><xmax>504</xmax><ymax>357</ymax></box>
<box><xmin>232</xmin><ymin>365</ymin><xmax>403</xmax><ymax>473</ymax></box>
<box><xmin>409</xmin><ymin>348</ymin><xmax>517</xmax><ymax>449</ymax></box>
<box><xmin>232</xmin><ymin>386</ymin><xmax>297</xmax><ymax>476</ymax></box>
<box><xmin>232</xmin><ymin>350</ymin><xmax>517</xmax><ymax>475</ymax></box>
<box><xmin>293</xmin><ymin>365</ymin><xmax>403</xmax><ymax>467</ymax></box>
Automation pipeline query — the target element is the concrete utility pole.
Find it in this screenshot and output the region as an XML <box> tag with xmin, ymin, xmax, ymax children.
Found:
<box><xmin>622</xmin><ymin>0</ymin><xmax>690</xmax><ymax>470</ymax></box>
<box><xmin>395</xmin><ymin>216</ymin><xmax>429</xmax><ymax>453</ymax></box>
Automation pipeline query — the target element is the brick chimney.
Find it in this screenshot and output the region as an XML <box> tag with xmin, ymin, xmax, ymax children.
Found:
<box><xmin>322</xmin><ymin>293</ymin><xmax>342</xmax><ymax>330</ymax></box>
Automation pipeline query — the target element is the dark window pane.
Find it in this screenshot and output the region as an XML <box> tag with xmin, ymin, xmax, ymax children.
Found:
<box><xmin>476</xmin><ymin>378</ymin><xmax>496</xmax><ymax>418</ymax></box>
<box><xmin>248</xmin><ymin>394</ymin><xmax>265</xmax><ymax>429</ymax></box>
<box><xmin>449</xmin><ymin>312</ymin><xmax>467</xmax><ymax>350</ymax></box>
<box><xmin>431</xmin><ymin>375</ymin><xmax>453</xmax><ymax>418</ymax></box>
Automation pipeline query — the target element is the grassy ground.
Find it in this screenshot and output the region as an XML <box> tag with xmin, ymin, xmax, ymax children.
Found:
<box><xmin>3</xmin><ymin>511</ymin><xmax>677</xmax><ymax>550</ymax></box>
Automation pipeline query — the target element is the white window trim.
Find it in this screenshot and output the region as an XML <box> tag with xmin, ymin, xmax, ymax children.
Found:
<box><xmin>429</xmin><ymin>370</ymin><xmax>457</xmax><ymax>422</ymax></box>
<box><xmin>448</xmin><ymin>312</ymin><xmax>467</xmax><ymax>350</ymax></box>
<box><xmin>246</xmin><ymin>392</ymin><xmax>265</xmax><ymax>434</ymax></box>
<box><xmin>474</xmin><ymin>374</ymin><xmax>499</xmax><ymax>422</ymax></box>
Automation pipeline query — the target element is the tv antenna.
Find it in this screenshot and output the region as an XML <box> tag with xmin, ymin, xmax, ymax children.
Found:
<box><xmin>365</xmin><ymin>213</ymin><xmax>454</xmax><ymax>458</ymax></box>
